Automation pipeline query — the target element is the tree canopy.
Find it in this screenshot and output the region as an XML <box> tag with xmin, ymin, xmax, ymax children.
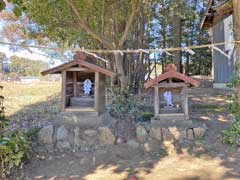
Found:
<box><xmin>9</xmin><ymin>56</ymin><xmax>48</xmax><ymax>77</ymax></box>
<box><xmin>0</xmin><ymin>0</ymin><xmax>212</xmax><ymax>91</ymax></box>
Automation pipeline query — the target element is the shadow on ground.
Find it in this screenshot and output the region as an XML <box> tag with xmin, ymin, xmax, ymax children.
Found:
<box><xmin>8</xmin><ymin>93</ymin><xmax>61</xmax><ymax>130</ymax></box>
<box><xmin>8</xmin><ymin>88</ymin><xmax>240</xmax><ymax>180</ymax></box>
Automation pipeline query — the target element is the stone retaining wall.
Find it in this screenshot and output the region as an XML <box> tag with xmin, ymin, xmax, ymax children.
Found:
<box><xmin>38</xmin><ymin>120</ymin><xmax>207</xmax><ymax>152</ymax></box>
<box><xmin>38</xmin><ymin>124</ymin><xmax>116</xmax><ymax>152</ymax></box>
<box><xmin>135</xmin><ymin>123</ymin><xmax>206</xmax><ymax>143</ymax></box>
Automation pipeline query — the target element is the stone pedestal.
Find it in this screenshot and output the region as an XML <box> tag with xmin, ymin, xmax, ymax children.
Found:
<box><xmin>151</xmin><ymin>118</ymin><xmax>193</xmax><ymax>128</ymax></box>
<box><xmin>38</xmin><ymin>112</ymin><xmax>117</xmax><ymax>151</ymax></box>
<box><xmin>55</xmin><ymin>111</ymin><xmax>102</xmax><ymax>128</ymax></box>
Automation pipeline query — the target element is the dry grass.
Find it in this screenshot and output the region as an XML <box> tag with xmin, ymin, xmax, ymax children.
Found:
<box><xmin>1</xmin><ymin>81</ymin><xmax>61</xmax><ymax>129</ymax></box>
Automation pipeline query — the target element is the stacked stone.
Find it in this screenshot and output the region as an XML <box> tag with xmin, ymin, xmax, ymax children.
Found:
<box><xmin>135</xmin><ymin>124</ymin><xmax>207</xmax><ymax>143</ymax></box>
<box><xmin>38</xmin><ymin>125</ymin><xmax>116</xmax><ymax>151</ymax></box>
<box><xmin>38</xmin><ymin>123</ymin><xmax>207</xmax><ymax>153</ymax></box>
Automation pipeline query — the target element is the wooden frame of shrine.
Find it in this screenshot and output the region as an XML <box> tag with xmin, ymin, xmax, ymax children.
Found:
<box><xmin>41</xmin><ymin>52</ymin><xmax>115</xmax><ymax>115</ymax></box>
<box><xmin>144</xmin><ymin>64</ymin><xmax>199</xmax><ymax>121</ymax></box>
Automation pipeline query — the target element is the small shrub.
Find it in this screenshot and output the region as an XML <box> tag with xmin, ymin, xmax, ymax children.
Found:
<box><xmin>222</xmin><ymin>75</ymin><xmax>240</xmax><ymax>146</ymax></box>
<box><xmin>227</xmin><ymin>74</ymin><xmax>239</xmax><ymax>116</ymax></box>
<box><xmin>109</xmin><ymin>89</ymin><xmax>140</xmax><ymax>120</ymax></box>
<box><xmin>136</xmin><ymin>112</ymin><xmax>154</xmax><ymax>123</ymax></box>
<box><xmin>0</xmin><ymin>131</ymin><xmax>29</xmax><ymax>177</ymax></box>
<box><xmin>25</xmin><ymin>127</ymin><xmax>40</xmax><ymax>143</ymax></box>
<box><xmin>0</xmin><ymin>86</ymin><xmax>29</xmax><ymax>179</ymax></box>
<box><xmin>109</xmin><ymin>89</ymin><xmax>154</xmax><ymax>120</ymax></box>
<box><xmin>222</xmin><ymin>115</ymin><xmax>240</xmax><ymax>146</ymax></box>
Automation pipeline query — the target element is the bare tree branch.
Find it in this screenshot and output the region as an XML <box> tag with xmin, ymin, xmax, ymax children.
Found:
<box><xmin>65</xmin><ymin>0</ymin><xmax>114</xmax><ymax>49</ymax></box>
<box><xmin>118</xmin><ymin>0</ymin><xmax>140</xmax><ymax>48</ymax></box>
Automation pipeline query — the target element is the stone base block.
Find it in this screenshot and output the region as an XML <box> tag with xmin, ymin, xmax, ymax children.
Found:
<box><xmin>155</xmin><ymin>113</ymin><xmax>187</xmax><ymax>121</ymax></box>
<box><xmin>136</xmin><ymin>121</ymin><xmax>207</xmax><ymax>143</ymax></box>
<box><xmin>55</xmin><ymin>112</ymin><xmax>103</xmax><ymax>128</ymax></box>
<box><xmin>70</xmin><ymin>96</ymin><xmax>94</xmax><ymax>107</ymax></box>
<box><xmin>151</xmin><ymin>118</ymin><xmax>193</xmax><ymax>128</ymax></box>
<box><xmin>38</xmin><ymin>122</ymin><xmax>116</xmax><ymax>151</ymax></box>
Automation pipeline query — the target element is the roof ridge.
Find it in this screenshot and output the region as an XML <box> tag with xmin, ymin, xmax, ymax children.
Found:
<box><xmin>41</xmin><ymin>58</ymin><xmax>115</xmax><ymax>77</ymax></box>
<box><xmin>144</xmin><ymin>70</ymin><xmax>199</xmax><ymax>88</ymax></box>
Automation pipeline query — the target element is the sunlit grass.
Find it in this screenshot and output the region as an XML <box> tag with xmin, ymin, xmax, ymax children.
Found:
<box><xmin>0</xmin><ymin>81</ymin><xmax>61</xmax><ymax>128</ymax></box>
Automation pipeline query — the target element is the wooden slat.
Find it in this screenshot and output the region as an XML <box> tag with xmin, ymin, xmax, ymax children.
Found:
<box><xmin>66</xmin><ymin>67</ymin><xmax>90</xmax><ymax>71</ymax></box>
<box><xmin>61</xmin><ymin>71</ymin><xmax>66</xmax><ymax>111</ymax></box>
<box><xmin>64</xmin><ymin>107</ymin><xmax>96</xmax><ymax>112</ymax></box>
<box><xmin>73</xmin><ymin>72</ymin><xmax>77</xmax><ymax>96</ymax></box>
<box><xmin>200</xmin><ymin>0</ymin><xmax>214</xmax><ymax>29</ymax></box>
<box><xmin>181</xmin><ymin>87</ymin><xmax>189</xmax><ymax>120</ymax></box>
<box><xmin>154</xmin><ymin>86</ymin><xmax>159</xmax><ymax>117</ymax></box>
<box><xmin>157</xmin><ymin>82</ymin><xmax>188</xmax><ymax>88</ymax></box>
<box><xmin>77</xmin><ymin>60</ymin><xmax>115</xmax><ymax>77</ymax></box>
<box><xmin>94</xmin><ymin>72</ymin><xmax>99</xmax><ymax>112</ymax></box>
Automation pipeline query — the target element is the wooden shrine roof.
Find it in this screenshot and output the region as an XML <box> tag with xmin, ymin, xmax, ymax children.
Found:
<box><xmin>200</xmin><ymin>0</ymin><xmax>232</xmax><ymax>29</ymax></box>
<box><xmin>41</xmin><ymin>53</ymin><xmax>116</xmax><ymax>77</ymax></box>
<box><xmin>144</xmin><ymin>64</ymin><xmax>200</xmax><ymax>89</ymax></box>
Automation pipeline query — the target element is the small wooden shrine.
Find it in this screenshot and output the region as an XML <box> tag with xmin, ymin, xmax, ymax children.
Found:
<box><xmin>144</xmin><ymin>64</ymin><xmax>199</xmax><ymax>121</ymax></box>
<box><xmin>41</xmin><ymin>52</ymin><xmax>115</xmax><ymax>115</ymax></box>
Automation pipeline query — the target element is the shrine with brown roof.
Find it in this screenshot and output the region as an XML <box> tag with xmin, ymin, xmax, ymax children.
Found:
<box><xmin>41</xmin><ymin>52</ymin><xmax>116</xmax><ymax>114</ymax></box>
<box><xmin>144</xmin><ymin>64</ymin><xmax>199</xmax><ymax>122</ymax></box>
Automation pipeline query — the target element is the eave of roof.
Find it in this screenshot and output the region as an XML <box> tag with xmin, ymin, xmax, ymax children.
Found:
<box><xmin>212</xmin><ymin>0</ymin><xmax>231</xmax><ymax>9</ymax></box>
<box><xmin>200</xmin><ymin>0</ymin><xmax>214</xmax><ymax>29</ymax></box>
<box><xmin>200</xmin><ymin>0</ymin><xmax>232</xmax><ymax>29</ymax></box>
<box><xmin>144</xmin><ymin>70</ymin><xmax>200</xmax><ymax>89</ymax></box>
<box><xmin>41</xmin><ymin>60</ymin><xmax>79</xmax><ymax>75</ymax></box>
<box><xmin>41</xmin><ymin>60</ymin><xmax>116</xmax><ymax>77</ymax></box>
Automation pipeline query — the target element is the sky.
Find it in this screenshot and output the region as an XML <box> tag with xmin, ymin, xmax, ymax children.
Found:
<box><xmin>0</xmin><ymin>4</ymin><xmax>62</xmax><ymax>67</ymax></box>
<box><xmin>0</xmin><ymin>44</ymin><xmax>59</xmax><ymax>62</ymax></box>
<box><xmin>0</xmin><ymin>43</ymin><xmax>62</xmax><ymax>67</ymax></box>
<box><xmin>0</xmin><ymin>1</ymin><xmax>207</xmax><ymax>66</ymax></box>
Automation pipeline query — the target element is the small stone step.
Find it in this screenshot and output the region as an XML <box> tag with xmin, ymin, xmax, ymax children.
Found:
<box><xmin>159</xmin><ymin>107</ymin><xmax>182</xmax><ymax>114</ymax></box>
<box><xmin>155</xmin><ymin>113</ymin><xmax>186</xmax><ymax>121</ymax></box>
<box><xmin>60</xmin><ymin>110</ymin><xmax>98</xmax><ymax>116</ymax></box>
<box><xmin>55</xmin><ymin>112</ymin><xmax>102</xmax><ymax>127</ymax></box>
<box><xmin>70</xmin><ymin>96</ymin><xmax>94</xmax><ymax>107</ymax></box>
<box><xmin>151</xmin><ymin>119</ymin><xmax>193</xmax><ymax>128</ymax></box>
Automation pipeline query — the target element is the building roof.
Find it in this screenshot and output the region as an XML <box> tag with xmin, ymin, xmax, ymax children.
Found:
<box><xmin>200</xmin><ymin>0</ymin><xmax>232</xmax><ymax>29</ymax></box>
<box><xmin>144</xmin><ymin>64</ymin><xmax>200</xmax><ymax>89</ymax></box>
<box><xmin>41</xmin><ymin>53</ymin><xmax>116</xmax><ymax>77</ymax></box>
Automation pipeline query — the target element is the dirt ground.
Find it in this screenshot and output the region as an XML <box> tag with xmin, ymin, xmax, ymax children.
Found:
<box><xmin>7</xmin><ymin>86</ymin><xmax>240</xmax><ymax>180</ymax></box>
<box><xmin>12</xmin><ymin>143</ymin><xmax>240</xmax><ymax>180</ymax></box>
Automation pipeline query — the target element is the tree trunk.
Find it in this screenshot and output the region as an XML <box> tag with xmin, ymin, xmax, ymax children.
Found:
<box><xmin>233</xmin><ymin>0</ymin><xmax>240</xmax><ymax>110</ymax></box>
<box><xmin>161</xmin><ymin>25</ymin><xmax>167</xmax><ymax>72</ymax></box>
<box><xmin>114</xmin><ymin>53</ymin><xmax>129</xmax><ymax>91</ymax></box>
<box><xmin>185</xmin><ymin>50</ymin><xmax>190</xmax><ymax>75</ymax></box>
<box><xmin>67</xmin><ymin>0</ymin><xmax>139</xmax><ymax>91</ymax></box>
<box><xmin>173</xmin><ymin>14</ymin><xmax>182</xmax><ymax>72</ymax></box>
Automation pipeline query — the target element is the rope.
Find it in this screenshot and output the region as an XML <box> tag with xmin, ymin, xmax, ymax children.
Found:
<box><xmin>0</xmin><ymin>40</ymin><xmax>239</xmax><ymax>54</ymax></box>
